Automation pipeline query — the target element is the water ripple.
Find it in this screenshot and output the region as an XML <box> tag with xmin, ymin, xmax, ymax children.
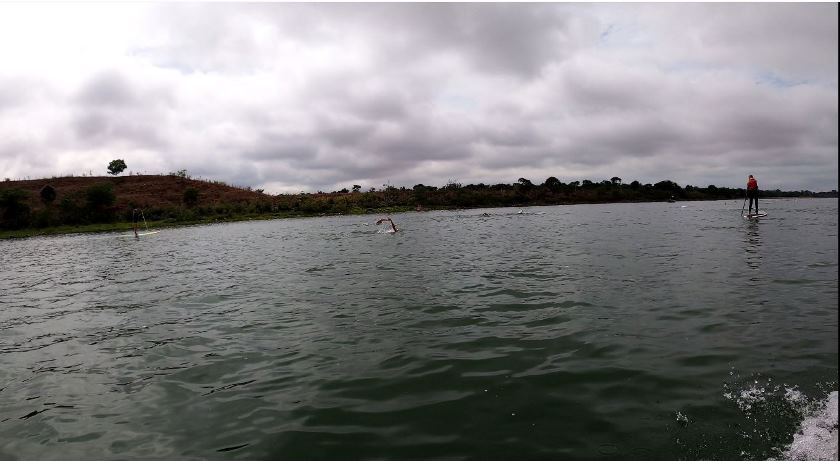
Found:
<box><xmin>0</xmin><ymin>199</ymin><xmax>836</xmax><ymax>460</ymax></box>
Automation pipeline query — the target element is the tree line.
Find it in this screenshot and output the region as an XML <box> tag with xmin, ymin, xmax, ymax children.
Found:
<box><xmin>284</xmin><ymin>177</ymin><xmax>835</xmax><ymax>215</ymax></box>
<box><xmin>1</xmin><ymin>175</ymin><xmax>836</xmax><ymax>231</ymax></box>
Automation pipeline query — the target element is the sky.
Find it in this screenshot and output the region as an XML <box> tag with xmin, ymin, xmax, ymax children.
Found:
<box><xmin>0</xmin><ymin>3</ymin><xmax>837</xmax><ymax>193</ymax></box>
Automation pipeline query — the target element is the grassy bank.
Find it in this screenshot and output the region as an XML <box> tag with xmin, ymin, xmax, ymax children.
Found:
<box><xmin>0</xmin><ymin>205</ymin><xmax>418</xmax><ymax>240</ymax></box>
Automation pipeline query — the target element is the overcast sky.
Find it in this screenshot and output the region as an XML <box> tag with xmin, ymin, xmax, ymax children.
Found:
<box><xmin>0</xmin><ymin>3</ymin><xmax>837</xmax><ymax>193</ymax></box>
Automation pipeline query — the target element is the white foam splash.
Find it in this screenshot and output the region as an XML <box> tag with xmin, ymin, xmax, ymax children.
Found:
<box><xmin>775</xmin><ymin>391</ymin><xmax>838</xmax><ymax>461</ymax></box>
<box><xmin>724</xmin><ymin>380</ymin><xmax>808</xmax><ymax>414</ymax></box>
<box><xmin>737</xmin><ymin>384</ymin><xmax>769</xmax><ymax>412</ymax></box>
<box><xmin>723</xmin><ymin>377</ymin><xmax>837</xmax><ymax>460</ymax></box>
<box><xmin>784</xmin><ymin>387</ymin><xmax>808</xmax><ymax>407</ymax></box>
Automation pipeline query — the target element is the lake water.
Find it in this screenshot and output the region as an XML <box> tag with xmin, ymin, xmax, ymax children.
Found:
<box><xmin>1</xmin><ymin>199</ymin><xmax>837</xmax><ymax>460</ymax></box>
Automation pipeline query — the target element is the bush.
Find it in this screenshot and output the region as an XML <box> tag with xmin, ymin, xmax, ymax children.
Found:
<box><xmin>33</xmin><ymin>209</ymin><xmax>54</xmax><ymax>228</ymax></box>
<box><xmin>170</xmin><ymin>169</ymin><xmax>189</xmax><ymax>179</ymax></box>
<box><xmin>86</xmin><ymin>183</ymin><xmax>115</xmax><ymax>208</ymax></box>
<box><xmin>0</xmin><ymin>188</ymin><xmax>31</xmax><ymax>229</ymax></box>
<box><xmin>183</xmin><ymin>188</ymin><xmax>199</xmax><ymax>207</ymax></box>
<box><xmin>254</xmin><ymin>201</ymin><xmax>272</xmax><ymax>213</ymax></box>
<box><xmin>84</xmin><ymin>183</ymin><xmax>116</xmax><ymax>222</ymax></box>
<box><xmin>59</xmin><ymin>195</ymin><xmax>82</xmax><ymax>225</ymax></box>
<box><xmin>40</xmin><ymin>185</ymin><xmax>57</xmax><ymax>205</ymax></box>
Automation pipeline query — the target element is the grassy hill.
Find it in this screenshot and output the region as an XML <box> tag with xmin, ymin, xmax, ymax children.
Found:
<box><xmin>2</xmin><ymin>174</ymin><xmax>270</xmax><ymax>212</ymax></box>
<box><xmin>0</xmin><ymin>174</ymin><xmax>275</xmax><ymax>237</ymax></box>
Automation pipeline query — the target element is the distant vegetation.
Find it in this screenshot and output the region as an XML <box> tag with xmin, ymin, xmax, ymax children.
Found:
<box><xmin>1</xmin><ymin>173</ymin><xmax>836</xmax><ymax>237</ymax></box>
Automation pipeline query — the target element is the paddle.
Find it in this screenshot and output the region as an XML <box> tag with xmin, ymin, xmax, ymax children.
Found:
<box><xmin>741</xmin><ymin>190</ymin><xmax>747</xmax><ymax>216</ymax></box>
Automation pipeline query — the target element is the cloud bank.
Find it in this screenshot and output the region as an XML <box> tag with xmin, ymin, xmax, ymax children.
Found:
<box><xmin>0</xmin><ymin>3</ymin><xmax>836</xmax><ymax>192</ymax></box>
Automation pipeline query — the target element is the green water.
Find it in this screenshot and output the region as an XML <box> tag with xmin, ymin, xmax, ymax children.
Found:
<box><xmin>1</xmin><ymin>199</ymin><xmax>836</xmax><ymax>460</ymax></box>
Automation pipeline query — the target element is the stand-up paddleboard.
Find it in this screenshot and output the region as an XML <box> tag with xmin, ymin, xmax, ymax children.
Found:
<box><xmin>120</xmin><ymin>208</ymin><xmax>159</xmax><ymax>238</ymax></box>
<box><xmin>743</xmin><ymin>211</ymin><xmax>768</xmax><ymax>219</ymax></box>
<box><xmin>119</xmin><ymin>230</ymin><xmax>160</xmax><ymax>238</ymax></box>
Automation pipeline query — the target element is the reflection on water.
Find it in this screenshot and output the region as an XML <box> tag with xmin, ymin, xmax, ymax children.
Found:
<box><xmin>744</xmin><ymin>219</ymin><xmax>762</xmax><ymax>272</ymax></box>
<box><xmin>0</xmin><ymin>199</ymin><xmax>836</xmax><ymax>461</ymax></box>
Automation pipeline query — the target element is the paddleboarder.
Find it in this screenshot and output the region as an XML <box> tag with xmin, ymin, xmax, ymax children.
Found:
<box><xmin>132</xmin><ymin>209</ymin><xmax>140</xmax><ymax>238</ymax></box>
<box><xmin>747</xmin><ymin>175</ymin><xmax>759</xmax><ymax>215</ymax></box>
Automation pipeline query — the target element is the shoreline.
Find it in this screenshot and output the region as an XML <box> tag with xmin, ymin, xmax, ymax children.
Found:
<box><xmin>0</xmin><ymin>207</ymin><xmax>415</xmax><ymax>240</ymax></box>
<box><xmin>2</xmin><ymin>197</ymin><xmax>833</xmax><ymax>241</ymax></box>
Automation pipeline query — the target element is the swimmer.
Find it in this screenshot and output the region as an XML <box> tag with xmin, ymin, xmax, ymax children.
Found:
<box><xmin>375</xmin><ymin>217</ymin><xmax>398</xmax><ymax>232</ymax></box>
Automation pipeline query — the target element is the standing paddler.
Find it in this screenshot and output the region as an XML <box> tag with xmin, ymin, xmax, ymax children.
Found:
<box><xmin>747</xmin><ymin>175</ymin><xmax>759</xmax><ymax>216</ymax></box>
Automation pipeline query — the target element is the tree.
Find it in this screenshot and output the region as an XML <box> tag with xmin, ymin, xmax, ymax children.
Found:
<box><xmin>517</xmin><ymin>177</ymin><xmax>533</xmax><ymax>188</ymax></box>
<box><xmin>611</xmin><ymin>176</ymin><xmax>622</xmax><ymax>185</ymax></box>
<box><xmin>654</xmin><ymin>180</ymin><xmax>679</xmax><ymax>191</ymax></box>
<box><xmin>40</xmin><ymin>185</ymin><xmax>57</xmax><ymax>205</ymax></box>
<box><xmin>543</xmin><ymin>176</ymin><xmax>562</xmax><ymax>191</ymax></box>
<box><xmin>107</xmin><ymin>159</ymin><xmax>127</xmax><ymax>176</ymax></box>
<box><xmin>352</xmin><ymin>185</ymin><xmax>361</xmax><ymax>193</ymax></box>
<box><xmin>445</xmin><ymin>179</ymin><xmax>462</xmax><ymax>190</ymax></box>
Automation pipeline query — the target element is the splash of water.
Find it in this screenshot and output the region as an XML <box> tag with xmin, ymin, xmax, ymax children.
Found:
<box><xmin>773</xmin><ymin>391</ymin><xmax>838</xmax><ymax>461</ymax></box>
<box><xmin>722</xmin><ymin>374</ymin><xmax>837</xmax><ymax>461</ymax></box>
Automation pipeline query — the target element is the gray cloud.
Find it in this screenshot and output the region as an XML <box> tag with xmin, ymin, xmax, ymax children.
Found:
<box><xmin>75</xmin><ymin>71</ymin><xmax>139</xmax><ymax>107</ymax></box>
<box><xmin>367</xmin><ymin>3</ymin><xmax>596</xmax><ymax>77</ymax></box>
<box><xmin>69</xmin><ymin>70</ymin><xmax>174</xmax><ymax>150</ymax></box>
<box><xmin>0</xmin><ymin>3</ymin><xmax>836</xmax><ymax>192</ymax></box>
